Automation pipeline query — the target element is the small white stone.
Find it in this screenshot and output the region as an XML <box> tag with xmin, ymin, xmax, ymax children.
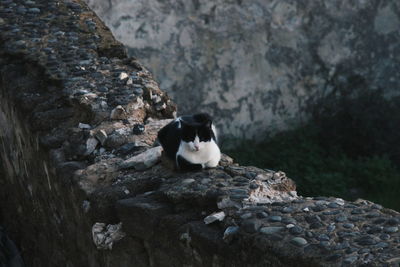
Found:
<box><xmin>124</xmin><ymin>189</ymin><xmax>130</xmax><ymax>195</ymax></box>
<box><xmin>204</xmin><ymin>211</ymin><xmax>225</xmax><ymax>224</ymax></box>
<box><xmin>303</xmin><ymin>207</ymin><xmax>310</xmax><ymax>212</ymax></box>
<box><xmin>119</xmin><ymin>72</ymin><xmax>128</xmax><ymax>80</ymax></box>
<box><xmin>335</xmin><ymin>198</ymin><xmax>345</xmax><ymax>206</ymax></box>
<box><xmin>286</xmin><ymin>224</ymin><xmax>295</xmax><ymax>228</ymax></box>
<box><xmin>182</xmin><ymin>178</ymin><xmax>195</xmax><ymax>185</ymax></box>
<box><xmin>78</xmin><ymin>122</ymin><xmax>91</xmax><ymax>129</ymax></box>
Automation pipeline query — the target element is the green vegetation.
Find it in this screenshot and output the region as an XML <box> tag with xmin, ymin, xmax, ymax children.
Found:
<box><xmin>224</xmin><ymin>126</ymin><xmax>400</xmax><ymax>211</ymax></box>
<box><xmin>224</xmin><ymin>85</ymin><xmax>400</xmax><ymax>211</ymax></box>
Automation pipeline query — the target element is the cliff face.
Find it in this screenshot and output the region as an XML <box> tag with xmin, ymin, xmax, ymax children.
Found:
<box><xmin>1</xmin><ymin>0</ymin><xmax>400</xmax><ymax>267</ymax></box>
<box><xmin>85</xmin><ymin>0</ymin><xmax>400</xmax><ymax>139</ymax></box>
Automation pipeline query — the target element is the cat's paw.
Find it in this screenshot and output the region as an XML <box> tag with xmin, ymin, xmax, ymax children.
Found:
<box><xmin>205</xmin><ymin>158</ymin><xmax>219</xmax><ymax>168</ymax></box>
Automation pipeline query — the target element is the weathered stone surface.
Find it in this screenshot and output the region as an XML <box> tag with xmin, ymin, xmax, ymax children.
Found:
<box><xmin>120</xmin><ymin>146</ymin><xmax>162</xmax><ymax>170</ymax></box>
<box><xmin>92</xmin><ymin>222</ymin><xmax>126</xmax><ymax>250</ymax></box>
<box><xmin>1</xmin><ymin>0</ymin><xmax>400</xmax><ymax>267</ymax></box>
<box><xmin>86</xmin><ymin>0</ymin><xmax>400</xmax><ymax>139</ymax></box>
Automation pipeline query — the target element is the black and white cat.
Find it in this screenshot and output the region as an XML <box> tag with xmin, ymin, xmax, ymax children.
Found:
<box><xmin>157</xmin><ymin>113</ymin><xmax>221</xmax><ymax>171</ymax></box>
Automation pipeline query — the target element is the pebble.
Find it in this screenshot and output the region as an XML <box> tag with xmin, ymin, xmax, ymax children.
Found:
<box><xmin>351</xmin><ymin>209</ymin><xmax>364</xmax><ymax>214</ymax></box>
<box><xmin>240</xmin><ymin>213</ymin><xmax>252</xmax><ymax>219</ymax></box>
<box><xmin>327</xmin><ymin>224</ymin><xmax>336</xmax><ymax>232</ymax></box>
<box><xmin>335</xmin><ymin>215</ymin><xmax>347</xmax><ymax>222</ymax></box>
<box><xmin>355</xmin><ymin>236</ymin><xmax>377</xmax><ymax>246</ymax></box>
<box><xmin>256</xmin><ymin>211</ymin><xmax>269</xmax><ymax>218</ymax></box>
<box><xmin>281</xmin><ymin>217</ymin><xmax>296</xmax><ymax>224</ymax></box>
<box><xmin>365</xmin><ymin>212</ymin><xmax>380</xmax><ymax>218</ymax></box>
<box><xmin>374</xmin><ymin>242</ymin><xmax>389</xmax><ymax>248</ymax></box>
<box><xmin>182</xmin><ymin>179</ymin><xmax>195</xmax><ymax>185</ymax></box>
<box><xmin>289</xmin><ymin>226</ymin><xmax>303</xmax><ymax>235</ymax></box>
<box><xmin>387</xmin><ymin>218</ymin><xmax>400</xmax><ymax>226</ymax></box>
<box><xmin>373</xmin><ymin>218</ymin><xmax>386</xmax><ymax>224</ymax></box>
<box><xmin>260</xmin><ymin>226</ymin><xmax>284</xmax><ymax>235</ymax></box>
<box><xmin>346</xmin><ymin>247</ymin><xmax>357</xmax><ymax>254</ymax></box>
<box><xmin>343</xmin><ymin>256</ymin><xmax>358</xmax><ymax>264</ymax></box>
<box><xmin>119</xmin><ymin>72</ymin><xmax>128</xmax><ymax>80</ymax></box>
<box><xmin>328</xmin><ymin>202</ymin><xmax>340</xmax><ymax>208</ymax></box>
<box><xmin>268</xmin><ymin>216</ymin><xmax>282</xmax><ymax>222</ymax></box>
<box><xmin>78</xmin><ymin>123</ymin><xmax>91</xmax><ymax>129</ymax></box>
<box><xmin>323</xmin><ymin>210</ymin><xmax>340</xmax><ymax>215</ymax></box>
<box><xmin>28</xmin><ymin>7</ymin><xmax>40</xmax><ymax>13</ymax></box>
<box><xmin>282</xmin><ymin>207</ymin><xmax>294</xmax><ymax>213</ymax></box>
<box><xmin>384</xmin><ymin>226</ymin><xmax>398</xmax><ymax>233</ymax></box>
<box><xmin>380</xmin><ymin>233</ymin><xmax>390</xmax><ymax>240</ymax></box>
<box><xmin>343</xmin><ymin>223</ymin><xmax>354</xmax><ymax>229</ymax></box>
<box><xmin>223</xmin><ymin>226</ymin><xmax>239</xmax><ymax>242</ymax></box>
<box><xmin>204</xmin><ymin>211</ymin><xmax>225</xmax><ymax>224</ymax></box>
<box><xmin>317</xmin><ymin>234</ymin><xmax>330</xmax><ymax>241</ymax></box>
<box><xmin>333</xmin><ymin>241</ymin><xmax>349</xmax><ymax>250</ymax></box>
<box><xmin>290</xmin><ymin>237</ymin><xmax>308</xmax><ymax>247</ymax></box>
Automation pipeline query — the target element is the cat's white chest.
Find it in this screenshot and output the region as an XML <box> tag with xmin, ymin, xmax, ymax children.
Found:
<box><xmin>177</xmin><ymin>139</ymin><xmax>221</xmax><ymax>167</ymax></box>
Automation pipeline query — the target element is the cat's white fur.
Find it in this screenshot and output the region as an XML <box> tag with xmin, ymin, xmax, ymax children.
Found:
<box><xmin>176</xmin><ymin>134</ymin><xmax>221</xmax><ymax>168</ymax></box>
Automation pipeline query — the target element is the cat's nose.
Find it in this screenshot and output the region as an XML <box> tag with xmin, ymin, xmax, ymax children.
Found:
<box><xmin>194</xmin><ymin>145</ymin><xmax>199</xmax><ymax>151</ymax></box>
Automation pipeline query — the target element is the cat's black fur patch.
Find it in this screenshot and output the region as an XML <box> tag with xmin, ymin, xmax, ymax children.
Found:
<box><xmin>176</xmin><ymin>155</ymin><xmax>203</xmax><ymax>171</ymax></box>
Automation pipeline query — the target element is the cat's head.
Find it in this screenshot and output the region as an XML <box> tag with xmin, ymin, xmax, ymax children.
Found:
<box><xmin>181</xmin><ymin>114</ymin><xmax>213</xmax><ymax>152</ymax></box>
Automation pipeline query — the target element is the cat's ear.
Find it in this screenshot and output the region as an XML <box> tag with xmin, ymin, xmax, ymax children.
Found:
<box><xmin>204</xmin><ymin>120</ymin><xmax>212</xmax><ymax>129</ymax></box>
<box><xmin>180</xmin><ymin>119</ymin><xmax>189</xmax><ymax>128</ymax></box>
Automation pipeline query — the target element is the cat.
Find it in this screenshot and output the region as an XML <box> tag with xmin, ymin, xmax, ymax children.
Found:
<box><xmin>157</xmin><ymin>113</ymin><xmax>221</xmax><ymax>171</ymax></box>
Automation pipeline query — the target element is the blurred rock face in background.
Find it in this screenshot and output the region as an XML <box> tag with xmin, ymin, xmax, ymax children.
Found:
<box><xmin>85</xmin><ymin>0</ymin><xmax>400</xmax><ymax>140</ymax></box>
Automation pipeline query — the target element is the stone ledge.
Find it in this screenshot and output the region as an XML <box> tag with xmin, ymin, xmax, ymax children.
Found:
<box><xmin>0</xmin><ymin>0</ymin><xmax>399</xmax><ymax>266</ymax></box>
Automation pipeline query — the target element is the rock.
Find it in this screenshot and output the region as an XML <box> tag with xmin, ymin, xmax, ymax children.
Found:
<box><xmin>289</xmin><ymin>226</ymin><xmax>303</xmax><ymax>235</ymax></box>
<box><xmin>386</xmin><ymin>218</ymin><xmax>400</xmax><ymax>226</ymax></box>
<box><xmin>343</xmin><ymin>223</ymin><xmax>355</xmax><ymax>229</ymax></box>
<box><xmin>260</xmin><ymin>226</ymin><xmax>284</xmax><ymax>235</ymax></box>
<box><xmin>85</xmin><ymin>137</ymin><xmax>99</xmax><ymax>155</ymax></box>
<box><xmin>384</xmin><ymin>226</ymin><xmax>398</xmax><ymax>233</ymax></box>
<box><xmin>291</xmin><ymin>237</ymin><xmax>308</xmax><ymax>247</ymax></box>
<box><xmin>343</xmin><ymin>256</ymin><xmax>358</xmax><ymax>265</ymax></box>
<box><xmin>119</xmin><ymin>72</ymin><xmax>128</xmax><ymax>80</ymax></box>
<box><xmin>110</xmin><ymin>105</ymin><xmax>127</xmax><ymax>120</ymax></box>
<box><xmin>268</xmin><ymin>216</ymin><xmax>282</xmax><ymax>222</ymax></box>
<box><xmin>317</xmin><ymin>234</ymin><xmax>330</xmax><ymax>241</ymax></box>
<box><xmin>182</xmin><ymin>179</ymin><xmax>195</xmax><ymax>185</ymax></box>
<box><xmin>94</xmin><ymin>129</ymin><xmax>108</xmax><ymax>145</ymax></box>
<box><xmin>91</xmin><ymin>222</ymin><xmax>125</xmax><ymax>250</ymax></box>
<box><xmin>335</xmin><ymin>216</ymin><xmax>347</xmax><ymax>223</ymax></box>
<box><xmin>219</xmin><ymin>153</ymin><xmax>234</xmax><ymax>166</ymax></box>
<box><xmin>120</xmin><ymin>146</ymin><xmax>162</xmax><ymax>170</ymax></box>
<box><xmin>223</xmin><ymin>226</ymin><xmax>239</xmax><ymax>242</ymax></box>
<box><xmin>78</xmin><ymin>123</ymin><xmax>91</xmax><ymax>129</ymax></box>
<box><xmin>204</xmin><ymin>211</ymin><xmax>225</xmax><ymax>225</ymax></box>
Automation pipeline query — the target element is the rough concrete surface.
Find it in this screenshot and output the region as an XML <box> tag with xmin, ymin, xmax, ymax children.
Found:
<box><xmin>0</xmin><ymin>0</ymin><xmax>400</xmax><ymax>266</ymax></box>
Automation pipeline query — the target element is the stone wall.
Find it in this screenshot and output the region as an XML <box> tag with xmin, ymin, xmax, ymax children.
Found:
<box><xmin>85</xmin><ymin>0</ymin><xmax>400</xmax><ymax>139</ymax></box>
<box><xmin>1</xmin><ymin>0</ymin><xmax>400</xmax><ymax>266</ymax></box>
